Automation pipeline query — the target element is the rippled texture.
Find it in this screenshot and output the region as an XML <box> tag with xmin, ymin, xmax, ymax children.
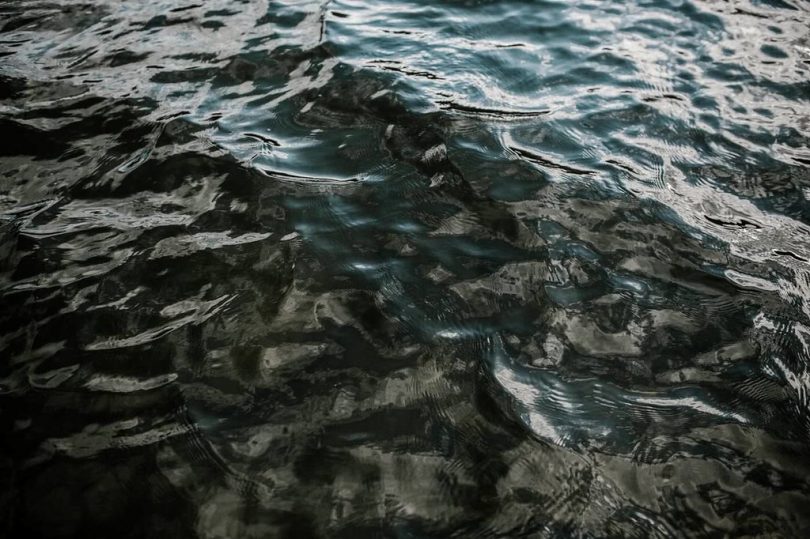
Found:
<box><xmin>2</xmin><ymin>0</ymin><xmax>810</xmax><ymax>537</ymax></box>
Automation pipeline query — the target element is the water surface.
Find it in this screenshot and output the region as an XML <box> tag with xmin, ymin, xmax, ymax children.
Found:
<box><xmin>1</xmin><ymin>0</ymin><xmax>810</xmax><ymax>537</ymax></box>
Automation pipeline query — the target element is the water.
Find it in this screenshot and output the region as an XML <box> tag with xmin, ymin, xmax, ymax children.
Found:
<box><xmin>1</xmin><ymin>0</ymin><xmax>810</xmax><ymax>536</ymax></box>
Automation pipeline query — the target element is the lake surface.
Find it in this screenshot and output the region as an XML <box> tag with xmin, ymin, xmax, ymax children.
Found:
<box><xmin>1</xmin><ymin>0</ymin><xmax>810</xmax><ymax>537</ymax></box>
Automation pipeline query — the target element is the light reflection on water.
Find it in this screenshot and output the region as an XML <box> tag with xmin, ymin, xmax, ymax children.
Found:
<box><xmin>1</xmin><ymin>0</ymin><xmax>810</xmax><ymax>536</ymax></box>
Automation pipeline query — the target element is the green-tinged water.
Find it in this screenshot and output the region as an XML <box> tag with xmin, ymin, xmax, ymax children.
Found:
<box><xmin>1</xmin><ymin>0</ymin><xmax>810</xmax><ymax>537</ymax></box>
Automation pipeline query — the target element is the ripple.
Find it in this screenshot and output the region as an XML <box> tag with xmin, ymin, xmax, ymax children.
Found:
<box><xmin>2</xmin><ymin>0</ymin><xmax>810</xmax><ymax>536</ymax></box>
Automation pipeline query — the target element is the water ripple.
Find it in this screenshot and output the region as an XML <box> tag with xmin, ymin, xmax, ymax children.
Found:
<box><xmin>2</xmin><ymin>0</ymin><xmax>810</xmax><ymax>536</ymax></box>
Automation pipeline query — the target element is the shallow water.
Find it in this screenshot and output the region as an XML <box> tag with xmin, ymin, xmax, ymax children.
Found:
<box><xmin>1</xmin><ymin>0</ymin><xmax>810</xmax><ymax>537</ymax></box>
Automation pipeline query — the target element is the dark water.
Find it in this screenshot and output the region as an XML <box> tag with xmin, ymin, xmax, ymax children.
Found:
<box><xmin>1</xmin><ymin>0</ymin><xmax>810</xmax><ymax>537</ymax></box>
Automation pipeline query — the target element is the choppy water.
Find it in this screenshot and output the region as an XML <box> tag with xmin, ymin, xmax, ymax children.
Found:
<box><xmin>1</xmin><ymin>0</ymin><xmax>810</xmax><ymax>537</ymax></box>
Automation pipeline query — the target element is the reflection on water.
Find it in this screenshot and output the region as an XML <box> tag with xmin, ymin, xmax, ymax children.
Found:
<box><xmin>1</xmin><ymin>0</ymin><xmax>810</xmax><ymax>536</ymax></box>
